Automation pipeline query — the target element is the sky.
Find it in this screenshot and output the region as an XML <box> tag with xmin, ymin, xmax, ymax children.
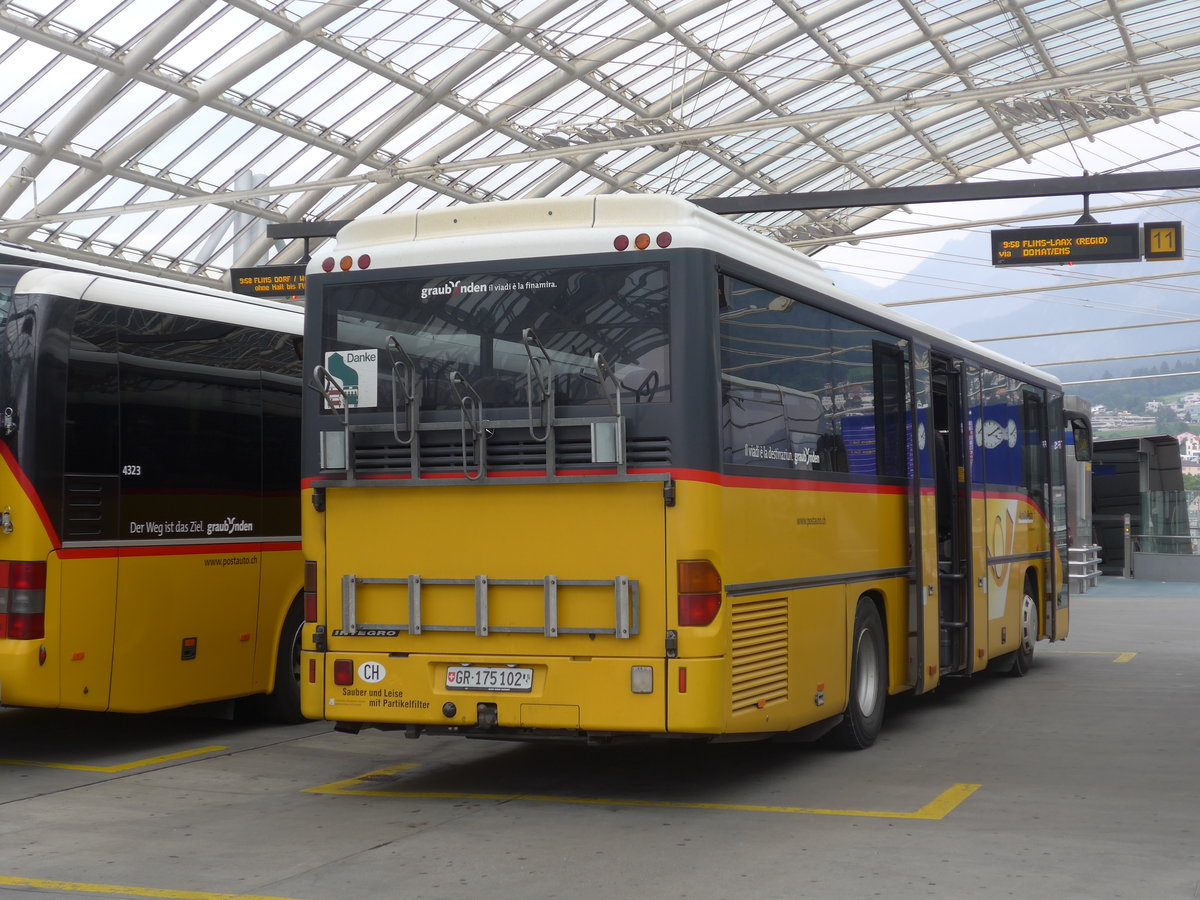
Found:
<box><xmin>813</xmin><ymin>110</ymin><xmax>1200</xmax><ymax>394</ymax></box>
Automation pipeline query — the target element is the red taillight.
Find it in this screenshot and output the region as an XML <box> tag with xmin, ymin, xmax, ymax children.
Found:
<box><xmin>6</xmin><ymin>613</ymin><xmax>44</xmax><ymax>640</ymax></box>
<box><xmin>303</xmin><ymin>560</ymin><xmax>318</xmax><ymax>623</ymax></box>
<box><xmin>656</xmin><ymin>231</ymin><xmax>672</xmax><ymax>248</ymax></box>
<box><xmin>677</xmin><ymin>559</ymin><xmax>722</xmax><ymax>627</ymax></box>
<box><xmin>333</xmin><ymin>659</ymin><xmax>354</xmax><ymax>685</ymax></box>
<box><xmin>3</xmin><ymin>561</ymin><xmax>46</xmax><ymax>590</ymax></box>
<box><xmin>0</xmin><ymin>561</ymin><xmax>47</xmax><ymax>640</ymax></box>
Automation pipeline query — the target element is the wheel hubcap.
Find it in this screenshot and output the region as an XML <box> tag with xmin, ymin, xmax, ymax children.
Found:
<box><xmin>855</xmin><ymin>629</ymin><xmax>880</xmax><ymax>714</ymax></box>
<box><xmin>1020</xmin><ymin>593</ymin><xmax>1036</xmax><ymax>655</ymax></box>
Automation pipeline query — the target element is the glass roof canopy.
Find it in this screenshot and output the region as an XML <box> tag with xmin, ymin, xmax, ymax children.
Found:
<box><xmin>0</xmin><ymin>0</ymin><xmax>1197</xmax><ymax>288</ymax></box>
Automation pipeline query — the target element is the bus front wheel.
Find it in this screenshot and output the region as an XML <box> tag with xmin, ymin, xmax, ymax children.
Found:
<box><xmin>992</xmin><ymin>577</ymin><xmax>1037</xmax><ymax>677</ymax></box>
<box><xmin>1008</xmin><ymin>582</ymin><xmax>1038</xmax><ymax>677</ymax></box>
<box><xmin>828</xmin><ymin>598</ymin><xmax>886</xmax><ymax>750</ymax></box>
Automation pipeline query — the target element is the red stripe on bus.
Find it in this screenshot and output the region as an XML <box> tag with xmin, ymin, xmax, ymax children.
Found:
<box><xmin>0</xmin><ymin>441</ymin><xmax>61</xmax><ymax>547</ymax></box>
<box><xmin>699</xmin><ymin>471</ymin><xmax>908</xmax><ymax>494</ymax></box>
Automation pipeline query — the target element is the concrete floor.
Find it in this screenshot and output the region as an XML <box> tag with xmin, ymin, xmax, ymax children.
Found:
<box><xmin>0</xmin><ymin>575</ymin><xmax>1197</xmax><ymax>900</ymax></box>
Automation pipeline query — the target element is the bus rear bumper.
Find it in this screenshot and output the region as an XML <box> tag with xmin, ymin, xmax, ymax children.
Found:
<box><xmin>306</xmin><ymin>651</ymin><xmax>667</xmax><ymax>734</ymax></box>
<box><xmin>0</xmin><ymin>642</ymin><xmax>58</xmax><ymax>709</ymax></box>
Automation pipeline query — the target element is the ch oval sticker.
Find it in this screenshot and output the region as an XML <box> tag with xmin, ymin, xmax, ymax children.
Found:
<box><xmin>358</xmin><ymin>661</ymin><xmax>387</xmax><ymax>683</ymax></box>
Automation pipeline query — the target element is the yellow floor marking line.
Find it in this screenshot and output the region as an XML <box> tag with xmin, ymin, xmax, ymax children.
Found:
<box><xmin>300</xmin><ymin>762</ymin><xmax>421</xmax><ymax>795</ymax></box>
<box><xmin>0</xmin><ymin>875</ymin><xmax>303</xmax><ymax>900</ymax></box>
<box><xmin>305</xmin><ymin>764</ymin><xmax>981</xmax><ymax>820</ymax></box>
<box><xmin>0</xmin><ymin>745</ymin><xmax>228</xmax><ymax>773</ymax></box>
<box><xmin>1044</xmin><ymin>649</ymin><xmax>1137</xmax><ymax>663</ymax></box>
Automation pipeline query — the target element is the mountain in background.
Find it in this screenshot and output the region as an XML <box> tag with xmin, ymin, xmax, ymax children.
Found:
<box><xmin>823</xmin><ymin>203</ymin><xmax>1200</xmax><ymax>414</ymax></box>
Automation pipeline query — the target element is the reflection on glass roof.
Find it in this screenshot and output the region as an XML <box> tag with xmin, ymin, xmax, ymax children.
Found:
<box><xmin>0</xmin><ymin>0</ymin><xmax>1197</xmax><ymax>288</ymax></box>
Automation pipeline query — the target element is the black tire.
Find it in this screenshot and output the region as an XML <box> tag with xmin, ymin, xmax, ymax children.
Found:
<box><xmin>1005</xmin><ymin>579</ymin><xmax>1038</xmax><ymax>678</ymax></box>
<box><xmin>828</xmin><ymin>599</ymin><xmax>887</xmax><ymax>750</ymax></box>
<box><xmin>258</xmin><ymin>598</ymin><xmax>305</xmax><ymax>723</ymax></box>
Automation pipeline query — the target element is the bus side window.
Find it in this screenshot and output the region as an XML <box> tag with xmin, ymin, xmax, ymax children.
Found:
<box><xmin>721</xmin><ymin>378</ymin><xmax>791</xmax><ymax>467</ymax></box>
<box><xmin>64</xmin><ymin>301</ymin><xmax>121</xmax><ymax>541</ymax></box>
<box><xmin>1022</xmin><ymin>391</ymin><xmax>1048</xmax><ymax>504</ymax></box>
<box><xmin>262</xmin><ymin>332</ymin><xmax>302</xmax><ymax>536</ymax></box>
<box><xmin>872</xmin><ymin>342</ymin><xmax>907</xmax><ymax>478</ymax></box>
<box><xmin>118</xmin><ymin>310</ymin><xmax>264</xmax><ymax>534</ymax></box>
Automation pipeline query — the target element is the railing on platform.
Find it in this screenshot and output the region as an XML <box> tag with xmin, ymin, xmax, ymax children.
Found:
<box><xmin>1068</xmin><ymin>545</ymin><xmax>1102</xmax><ymax>593</ymax></box>
<box><xmin>1124</xmin><ymin>524</ymin><xmax>1200</xmax><ymax>583</ymax></box>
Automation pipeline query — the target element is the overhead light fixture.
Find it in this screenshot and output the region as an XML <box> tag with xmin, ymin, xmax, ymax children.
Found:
<box><xmin>994</xmin><ymin>93</ymin><xmax>1138</xmax><ymax>125</ymax></box>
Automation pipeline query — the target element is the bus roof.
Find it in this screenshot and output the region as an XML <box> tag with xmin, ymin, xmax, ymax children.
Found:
<box><xmin>0</xmin><ymin>243</ymin><xmax>271</xmax><ymax>306</ymax></box>
<box><xmin>9</xmin><ymin>267</ymin><xmax>302</xmax><ymax>335</ymax></box>
<box><xmin>314</xmin><ymin>194</ymin><xmax>1059</xmax><ymax>390</ymax></box>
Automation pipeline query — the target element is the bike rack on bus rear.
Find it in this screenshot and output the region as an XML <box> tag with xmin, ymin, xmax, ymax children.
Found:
<box><xmin>311</xmin><ymin>328</ymin><xmax>669</xmax><ymax>490</ymax></box>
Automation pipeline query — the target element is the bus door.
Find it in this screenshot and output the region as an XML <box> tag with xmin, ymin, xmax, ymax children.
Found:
<box><xmin>1025</xmin><ymin>389</ymin><xmax>1065</xmax><ymax>641</ymax></box>
<box><xmin>911</xmin><ymin>349</ymin><xmax>974</xmax><ymax>690</ymax></box>
<box><xmin>930</xmin><ymin>354</ymin><xmax>973</xmax><ymax>676</ymax></box>
<box><xmin>1051</xmin><ymin>393</ymin><xmax>1080</xmax><ymax>638</ymax></box>
<box><xmin>909</xmin><ymin>345</ymin><xmax>937</xmax><ymax>693</ymax></box>
<box><xmin>964</xmin><ymin>365</ymin><xmax>989</xmax><ymax>673</ymax></box>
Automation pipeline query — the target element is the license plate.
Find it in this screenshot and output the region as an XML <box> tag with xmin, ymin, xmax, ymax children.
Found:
<box><xmin>445</xmin><ymin>665</ymin><xmax>533</xmax><ymax>692</ymax></box>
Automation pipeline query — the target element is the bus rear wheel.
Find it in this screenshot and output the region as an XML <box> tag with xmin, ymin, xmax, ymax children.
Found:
<box><xmin>828</xmin><ymin>598</ymin><xmax>886</xmax><ymax>750</ymax></box>
<box><xmin>258</xmin><ymin>598</ymin><xmax>305</xmax><ymax>723</ymax></box>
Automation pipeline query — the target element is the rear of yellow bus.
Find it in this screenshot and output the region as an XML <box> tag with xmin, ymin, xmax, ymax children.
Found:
<box><xmin>298</xmin><ymin>200</ymin><xmax>733</xmax><ymax>741</ymax></box>
<box><xmin>0</xmin><ymin>453</ymin><xmax>56</xmax><ymax>707</ymax></box>
<box><xmin>0</xmin><ymin>269</ymin><xmax>58</xmax><ymax>707</ymax></box>
<box><xmin>0</xmin><ymin>266</ymin><xmax>306</xmax><ymax>716</ymax></box>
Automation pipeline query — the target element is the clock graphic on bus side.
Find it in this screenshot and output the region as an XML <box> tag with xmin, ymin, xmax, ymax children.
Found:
<box><xmin>975</xmin><ymin>418</ymin><xmax>1017</xmax><ymax>449</ymax></box>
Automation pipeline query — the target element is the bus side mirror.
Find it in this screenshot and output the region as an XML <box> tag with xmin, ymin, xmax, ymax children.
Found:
<box><xmin>1070</xmin><ymin>417</ymin><xmax>1092</xmax><ymax>462</ymax></box>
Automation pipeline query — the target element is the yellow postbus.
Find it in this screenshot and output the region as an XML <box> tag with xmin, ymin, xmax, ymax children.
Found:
<box><xmin>299</xmin><ymin>195</ymin><xmax>1076</xmax><ymax>747</ymax></box>
<box><xmin>0</xmin><ymin>253</ymin><xmax>305</xmax><ymax>719</ymax></box>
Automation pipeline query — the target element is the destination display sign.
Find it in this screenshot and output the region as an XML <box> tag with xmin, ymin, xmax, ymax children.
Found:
<box><xmin>230</xmin><ymin>264</ymin><xmax>306</xmax><ymax>297</ymax></box>
<box><xmin>990</xmin><ymin>223</ymin><xmax>1142</xmax><ymax>266</ymax></box>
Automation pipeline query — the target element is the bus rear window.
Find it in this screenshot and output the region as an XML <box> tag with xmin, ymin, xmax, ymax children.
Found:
<box><xmin>322</xmin><ymin>263</ymin><xmax>670</xmax><ymax>412</ymax></box>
